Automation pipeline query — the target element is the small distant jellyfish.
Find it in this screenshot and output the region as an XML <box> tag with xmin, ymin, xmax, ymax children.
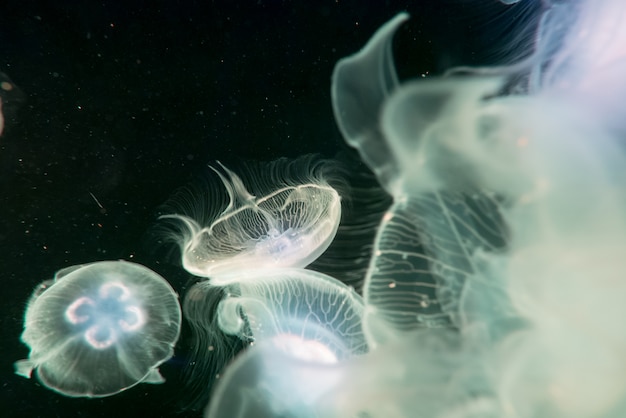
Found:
<box><xmin>0</xmin><ymin>99</ymin><xmax>3</xmax><ymax>136</ymax></box>
<box><xmin>162</xmin><ymin>157</ymin><xmax>342</xmax><ymax>284</ymax></box>
<box><xmin>0</xmin><ymin>72</ymin><xmax>25</xmax><ymax>137</ymax></box>
<box><xmin>14</xmin><ymin>260</ymin><xmax>182</xmax><ymax>398</ymax></box>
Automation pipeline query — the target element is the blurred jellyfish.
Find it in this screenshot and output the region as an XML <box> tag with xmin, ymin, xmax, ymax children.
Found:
<box><xmin>205</xmin><ymin>339</ymin><xmax>343</xmax><ymax>418</ymax></box>
<box><xmin>15</xmin><ymin>260</ymin><xmax>182</xmax><ymax>398</ymax></box>
<box><xmin>332</xmin><ymin>13</ymin><xmax>512</xmax><ymax>343</ymax></box>
<box><xmin>0</xmin><ymin>72</ymin><xmax>25</xmax><ymax>137</ymax></box>
<box><xmin>530</xmin><ymin>0</ymin><xmax>626</xmax><ymax>92</ymax></box>
<box><xmin>162</xmin><ymin>156</ymin><xmax>342</xmax><ymax>284</ymax></box>
<box><xmin>328</xmin><ymin>2</ymin><xmax>626</xmax><ymax>417</ymax></box>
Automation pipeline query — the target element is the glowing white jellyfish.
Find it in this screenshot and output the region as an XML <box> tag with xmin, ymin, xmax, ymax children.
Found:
<box><xmin>163</xmin><ymin>159</ymin><xmax>342</xmax><ymax>284</ymax></box>
<box><xmin>203</xmin><ymin>268</ymin><xmax>366</xmax><ymax>418</ymax></box>
<box><xmin>14</xmin><ymin>261</ymin><xmax>181</xmax><ymax>398</ymax></box>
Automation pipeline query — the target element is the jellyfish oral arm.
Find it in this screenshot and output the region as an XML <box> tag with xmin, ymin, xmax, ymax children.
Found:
<box><xmin>64</xmin><ymin>281</ymin><xmax>146</xmax><ymax>350</ymax></box>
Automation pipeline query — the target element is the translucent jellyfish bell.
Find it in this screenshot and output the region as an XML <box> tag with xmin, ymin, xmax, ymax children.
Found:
<box><xmin>163</xmin><ymin>159</ymin><xmax>342</xmax><ymax>284</ymax></box>
<box><xmin>15</xmin><ymin>261</ymin><xmax>182</xmax><ymax>398</ymax></box>
<box><xmin>198</xmin><ymin>268</ymin><xmax>367</xmax><ymax>418</ymax></box>
<box><xmin>205</xmin><ymin>339</ymin><xmax>344</xmax><ymax>418</ymax></box>
<box><xmin>212</xmin><ymin>268</ymin><xmax>367</xmax><ymax>357</ymax></box>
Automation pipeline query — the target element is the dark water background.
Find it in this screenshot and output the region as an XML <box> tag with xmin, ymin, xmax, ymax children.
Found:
<box><xmin>0</xmin><ymin>1</ymin><xmax>539</xmax><ymax>416</ymax></box>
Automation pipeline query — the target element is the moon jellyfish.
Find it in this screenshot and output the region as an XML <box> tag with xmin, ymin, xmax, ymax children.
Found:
<box><xmin>212</xmin><ymin>268</ymin><xmax>366</xmax><ymax>355</ymax></box>
<box><xmin>205</xmin><ymin>340</ymin><xmax>343</xmax><ymax>418</ymax></box>
<box><xmin>327</xmin><ymin>1</ymin><xmax>626</xmax><ymax>416</ymax></box>
<box><xmin>159</xmin><ymin>157</ymin><xmax>349</xmax><ymax>409</ymax></box>
<box><xmin>202</xmin><ymin>268</ymin><xmax>366</xmax><ymax>418</ymax></box>
<box><xmin>14</xmin><ymin>260</ymin><xmax>182</xmax><ymax>398</ymax></box>
<box><xmin>163</xmin><ymin>157</ymin><xmax>342</xmax><ymax>284</ymax></box>
<box><xmin>179</xmin><ymin>266</ymin><xmax>366</xmax><ymax>414</ymax></box>
<box><xmin>332</xmin><ymin>13</ymin><xmax>510</xmax><ymax>344</ymax></box>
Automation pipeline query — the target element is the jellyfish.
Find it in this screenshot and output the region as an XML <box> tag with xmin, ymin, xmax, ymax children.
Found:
<box><xmin>158</xmin><ymin>156</ymin><xmax>352</xmax><ymax>409</ymax></box>
<box><xmin>331</xmin><ymin>13</ymin><xmax>511</xmax><ymax>344</ymax></box>
<box><xmin>326</xmin><ymin>2</ymin><xmax>626</xmax><ymax>417</ymax></box>
<box><xmin>202</xmin><ymin>267</ymin><xmax>366</xmax><ymax>418</ymax></box>
<box><xmin>177</xmin><ymin>263</ymin><xmax>367</xmax><ymax>413</ymax></box>
<box><xmin>161</xmin><ymin>156</ymin><xmax>342</xmax><ymax>284</ymax></box>
<box><xmin>0</xmin><ymin>71</ymin><xmax>25</xmax><ymax>137</ymax></box>
<box><xmin>205</xmin><ymin>339</ymin><xmax>344</xmax><ymax>418</ymax></box>
<box><xmin>14</xmin><ymin>260</ymin><xmax>182</xmax><ymax>398</ymax></box>
<box><xmin>185</xmin><ymin>267</ymin><xmax>367</xmax><ymax>415</ymax></box>
<box><xmin>211</xmin><ymin>268</ymin><xmax>367</xmax><ymax>357</ymax></box>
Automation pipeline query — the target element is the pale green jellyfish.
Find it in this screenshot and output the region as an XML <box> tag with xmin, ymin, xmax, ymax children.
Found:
<box><xmin>15</xmin><ymin>260</ymin><xmax>182</xmax><ymax>398</ymax></box>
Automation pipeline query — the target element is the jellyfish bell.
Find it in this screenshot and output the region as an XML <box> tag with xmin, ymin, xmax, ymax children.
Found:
<box><xmin>201</xmin><ymin>268</ymin><xmax>367</xmax><ymax>418</ymax></box>
<box><xmin>14</xmin><ymin>260</ymin><xmax>182</xmax><ymax>398</ymax></box>
<box><xmin>204</xmin><ymin>338</ymin><xmax>346</xmax><ymax>418</ymax></box>
<box><xmin>161</xmin><ymin>156</ymin><xmax>343</xmax><ymax>284</ymax></box>
<box><xmin>207</xmin><ymin>268</ymin><xmax>367</xmax><ymax>360</ymax></box>
<box><xmin>179</xmin><ymin>268</ymin><xmax>366</xmax><ymax>414</ymax></box>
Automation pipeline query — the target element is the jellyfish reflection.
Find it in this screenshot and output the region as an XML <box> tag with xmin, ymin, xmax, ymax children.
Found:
<box><xmin>15</xmin><ymin>261</ymin><xmax>182</xmax><ymax>398</ymax></box>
